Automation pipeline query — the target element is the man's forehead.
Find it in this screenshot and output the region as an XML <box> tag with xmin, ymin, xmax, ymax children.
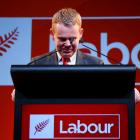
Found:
<box><xmin>54</xmin><ymin>23</ymin><xmax>80</xmax><ymax>36</ymax></box>
<box><xmin>55</xmin><ymin>23</ymin><xmax>80</xmax><ymax>30</ymax></box>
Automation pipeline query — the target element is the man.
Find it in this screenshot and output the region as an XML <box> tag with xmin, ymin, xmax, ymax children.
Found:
<box><xmin>12</xmin><ymin>8</ymin><xmax>140</xmax><ymax>102</ymax></box>
<box><xmin>29</xmin><ymin>8</ymin><xmax>103</xmax><ymax>65</ymax></box>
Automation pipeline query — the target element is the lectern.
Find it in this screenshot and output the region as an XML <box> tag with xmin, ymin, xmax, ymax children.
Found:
<box><xmin>11</xmin><ymin>65</ymin><xmax>136</xmax><ymax>140</ymax></box>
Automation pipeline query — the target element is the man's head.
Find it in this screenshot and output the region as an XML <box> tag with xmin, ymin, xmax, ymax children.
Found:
<box><xmin>50</xmin><ymin>8</ymin><xmax>83</xmax><ymax>58</ymax></box>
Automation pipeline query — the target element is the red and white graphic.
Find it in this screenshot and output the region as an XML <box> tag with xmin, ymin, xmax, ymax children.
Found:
<box><xmin>0</xmin><ymin>18</ymin><xmax>32</xmax><ymax>85</ymax></box>
<box><xmin>22</xmin><ymin>104</ymin><xmax>128</xmax><ymax>140</ymax></box>
<box><xmin>29</xmin><ymin>114</ymin><xmax>119</xmax><ymax>139</ymax></box>
<box><xmin>56</xmin><ymin>114</ymin><xmax>119</xmax><ymax>139</ymax></box>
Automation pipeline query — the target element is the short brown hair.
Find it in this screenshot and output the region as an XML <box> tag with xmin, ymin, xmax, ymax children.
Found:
<box><xmin>51</xmin><ymin>8</ymin><xmax>82</xmax><ymax>32</ymax></box>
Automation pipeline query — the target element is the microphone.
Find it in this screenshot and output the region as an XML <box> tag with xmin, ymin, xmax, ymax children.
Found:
<box><xmin>79</xmin><ymin>38</ymin><xmax>122</xmax><ymax>65</ymax></box>
<box><xmin>28</xmin><ymin>49</ymin><xmax>58</xmax><ymax>65</ymax></box>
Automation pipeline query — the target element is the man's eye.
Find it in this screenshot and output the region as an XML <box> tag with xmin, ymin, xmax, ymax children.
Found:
<box><xmin>59</xmin><ymin>38</ymin><xmax>66</xmax><ymax>42</ymax></box>
<box><xmin>70</xmin><ymin>37</ymin><xmax>76</xmax><ymax>41</ymax></box>
<box><xmin>58</xmin><ymin>37</ymin><xmax>76</xmax><ymax>42</ymax></box>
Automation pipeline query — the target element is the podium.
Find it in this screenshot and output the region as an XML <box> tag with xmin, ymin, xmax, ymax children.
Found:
<box><xmin>11</xmin><ymin>65</ymin><xmax>136</xmax><ymax>140</ymax></box>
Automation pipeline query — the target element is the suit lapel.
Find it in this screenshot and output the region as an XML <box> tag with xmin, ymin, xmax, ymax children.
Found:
<box><xmin>47</xmin><ymin>52</ymin><xmax>58</xmax><ymax>65</ymax></box>
<box><xmin>76</xmin><ymin>50</ymin><xmax>85</xmax><ymax>65</ymax></box>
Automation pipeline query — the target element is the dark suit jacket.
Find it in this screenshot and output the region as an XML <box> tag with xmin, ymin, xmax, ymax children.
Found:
<box><xmin>29</xmin><ymin>50</ymin><xmax>104</xmax><ymax>65</ymax></box>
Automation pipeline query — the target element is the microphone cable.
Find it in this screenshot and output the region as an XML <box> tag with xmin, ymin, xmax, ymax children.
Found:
<box><xmin>79</xmin><ymin>38</ymin><xmax>123</xmax><ymax>65</ymax></box>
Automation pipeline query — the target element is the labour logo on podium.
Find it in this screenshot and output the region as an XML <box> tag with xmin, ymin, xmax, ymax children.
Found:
<box><xmin>29</xmin><ymin>114</ymin><xmax>119</xmax><ymax>139</ymax></box>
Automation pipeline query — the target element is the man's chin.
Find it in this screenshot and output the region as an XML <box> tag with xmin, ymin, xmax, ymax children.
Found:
<box><xmin>62</xmin><ymin>52</ymin><xmax>73</xmax><ymax>58</ymax></box>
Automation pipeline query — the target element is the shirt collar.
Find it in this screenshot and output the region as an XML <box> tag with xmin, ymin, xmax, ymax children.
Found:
<box><xmin>57</xmin><ymin>50</ymin><xmax>77</xmax><ymax>65</ymax></box>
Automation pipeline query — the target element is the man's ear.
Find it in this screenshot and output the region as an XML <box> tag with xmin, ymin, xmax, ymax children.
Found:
<box><xmin>80</xmin><ymin>28</ymin><xmax>84</xmax><ymax>39</ymax></box>
<box><xmin>50</xmin><ymin>28</ymin><xmax>55</xmax><ymax>40</ymax></box>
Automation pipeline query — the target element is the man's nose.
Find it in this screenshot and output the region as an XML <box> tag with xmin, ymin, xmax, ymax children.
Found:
<box><xmin>64</xmin><ymin>39</ymin><xmax>71</xmax><ymax>46</ymax></box>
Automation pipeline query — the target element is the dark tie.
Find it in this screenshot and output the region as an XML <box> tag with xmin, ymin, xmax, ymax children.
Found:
<box><xmin>62</xmin><ymin>57</ymin><xmax>70</xmax><ymax>65</ymax></box>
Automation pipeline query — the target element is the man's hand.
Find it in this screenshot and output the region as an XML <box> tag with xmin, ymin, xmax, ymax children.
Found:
<box><xmin>11</xmin><ymin>89</ymin><xmax>15</xmax><ymax>101</ymax></box>
<box><xmin>135</xmin><ymin>88</ymin><xmax>140</xmax><ymax>103</ymax></box>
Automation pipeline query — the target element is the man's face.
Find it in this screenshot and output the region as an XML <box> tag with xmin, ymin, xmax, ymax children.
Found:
<box><xmin>52</xmin><ymin>23</ymin><xmax>83</xmax><ymax>58</ymax></box>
